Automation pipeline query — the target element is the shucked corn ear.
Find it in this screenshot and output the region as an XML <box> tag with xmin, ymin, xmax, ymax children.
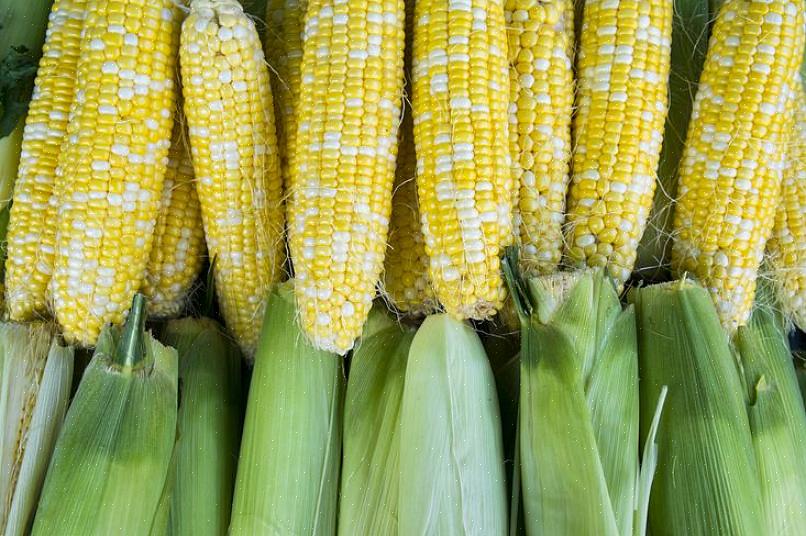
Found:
<box><xmin>230</xmin><ymin>283</ymin><xmax>343</xmax><ymax>535</ymax></box>
<box><xmin>158</xmin><ymin>317</ymin><xmax>243</xmax><ymax>536</ymax></box>
<box><xmin>49</xmin><ymin>0</ymin><xmax>182</xmax><ymax>346</ymax></box>
<box><xmin>564</xmin><ymin>0</ymin><xmax>673</xmax><ymax>287</ymax></box>
<box><xmin>4</xmin><ymin>0</ymin><xmax>87</xmax><ymax>321</ymax></box>
<box><xmin>0</xmin><ymin>323</ymin><xmax>73</xmax><ymax>536</ymax></box>
<box><xmin>672</xmin><ymin>0</ymin><xmax>805</xmax><ymax>332</ymax></box>
<box><xmin>290</xmin><ymin>0</ymin><xmax>406</xmax><ymax>354</ymax></box>
<box><xmin>180</xmin><ymin>0</ymin><xmax>285</xmax><ymax>358</ymax></box>
<box><xmin>412</xmin><ymin>0</ymin><xmax>512</xmax><ymax>319</ymax></box>
<box><xmin>767</xmin><ymin>84</ymin><xmax>806</xmax><ymax>332</ymax></box>
<box><xmin>142</xmin><ymin>122</ymin><xmax>206</xmax><ymax>318</ymax></box>
<box><xmin>32</xmin><ymin>295</ymin><xmax>178</xmax><ymax>535</ymax></box>
<box><xmin>737</xmin><ymin>306</ymin><xmax>806</xmax><ymax>535</ymax></box>
<box><xmin>506</xmin><ymin>0</ymin><xmax>574</xmax><ymax>276</ymax></box>
<box><xmin>399</xmin><ymin>314</ymin><xmax>507</xmax><ymax>535</ymax></box>
<box><xmin>631</xmin><ymin>280</ymin><xmax>764</xmax><ymax>535</ymax></box>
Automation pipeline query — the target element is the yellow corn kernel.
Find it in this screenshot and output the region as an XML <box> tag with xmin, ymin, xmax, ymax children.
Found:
<box><xmin>4</xmin><ymin>0</ymin><xmax>87</xmax><ymax>321</ymax></box>
<box><xmin>564</xmin><ymin>0</ymin><xmax>673</xmax><ymax>288</ymax></box>
<box><xmin>506</xmin><ymin>0</ymin><xmax>574</xmax><ymax>276</ymax></box>
<box><xmin>181</xmin><ymin>0</ymin><xmax>285</xmax><ymax>358</ymax></box>
<box><xmin>49</xmin><ymin>0</ymin><xmax>181</xmax><ymax>346</ymax></box>
<box><xmin>412</xmin><ymin>0</ymin><xmax>512</xmax><ymax>320</ymax></box>
<box><xmin>142</xmin><ymin>122</ymin><xmax>206</xmax><ymax>318</ymax></box>
<box><xmin>289</xmin><ymin>0</ymin><xmax>406</xmax><ymax>354</ymax></box>
<box><xmin>672</xmin><ymin>0</ymin><xmax>804</xmax><ymax>332</ymax></box>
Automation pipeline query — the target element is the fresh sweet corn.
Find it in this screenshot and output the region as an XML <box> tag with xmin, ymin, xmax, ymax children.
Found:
<box><xmin>289</xmin><ymin>0</ymin><xmax>406</xmax><ymax>354</ymax></box>
<box><xmin>180</xmin><ymin>0</ymin><xmax>286</xmax><ymax>357</ymax></box>
<box><xmin>49</xmin><ymin>0</ymin><xmax>181</xmax><ymax>346</ymax></box>
<box><xmin>4</xmin><ymin>0</ymin><xmax>87</xmax><ymax>321</ymax></box>
<box><xmin>564</xmin><ymin>0</ymin><xmax>673</xmax><ymax>287</ymax></box>
<box><xmin>672</xmin><ymin>0</ymin><xmax>805</xmax><ymax>331</ymax></box>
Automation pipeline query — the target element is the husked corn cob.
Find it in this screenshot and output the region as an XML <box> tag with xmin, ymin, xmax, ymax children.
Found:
<box><xmin>412</xmin><ymin>0</ymin><xmax>512</xmax><ymax>319</ymax></box>
<box><xmin>506</xmin><ymin>0</ymin><xmax>574</xmax><ymax>277</ymax></box>
<box><xmin>50</xmin><ymin>0</ymin><xmax>181</xmax><ymax>346</ymax></box>
<box><xmin>4</xmin><ymin>0</ymin><xmax>86</xmax><ymax>321</ymax></box>
<box><xmin>383</xmin><ymin>111</ymin><xmax>436</xmax><ymax>315</ymax></box>
<box><xmin>142</xmin><ymin>122</ymin><xmax>206</xmax><ymax>318</ymax></box>
<box><xmin>672</xmin><ymin>0</ymin><xmax>804</xmax><ymax>331</ymax></box>
<box><xmin>290</xmin><ymin>0</ymin><xmax>406</xmax><ymax>354</ymax></box>
<box><xmin>181</xmin><ymin>0</ymin><xmax>285</xmax><ymax>357</ymax></box>
<box><xmin>564</xmin><ymin>0</ymin><xmax>672</xmax><ymax>287</ymax></box>
<box><xmin>767</xmin><ymin>84</ymin><xmax>806</xmax><ymax>331</ymax></box>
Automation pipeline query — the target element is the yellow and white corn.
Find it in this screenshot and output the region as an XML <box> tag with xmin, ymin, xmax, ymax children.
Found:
<box><xmin>180</xmin><ymin>0</ymin><xmax>285</xmax><ymax>357</ymax></box>
<box><xmin>672</xmin><ymin>0</ymin><xmax>804</xmax><ymax>331</ymax></box>
<box><xmin>564</xmin><ymin>0</ymin><xmax>672</xmax><ymax>287</ymax></box>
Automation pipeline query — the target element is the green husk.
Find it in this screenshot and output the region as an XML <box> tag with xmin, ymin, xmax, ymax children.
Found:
<box><xmin>338</xmin><ymin>308</ymin><xmax>413</xmax><ymax>535</ymax></box>
<box><xmin>508</xmin><ymin>268</ymin><xmax>638</xmax><ymax>536</ymax></box>
<box><xmin>229</xmin><ymin>283</ymin><xmax>343</xmax><ymax>535</ymax></box>
<box><xmin>796</xmin><ymin>354</ymin><xmax>806</xmax><ymax>405</ymax></box>
<box><xmin>0</xmin><ymin>323</ymin><xmax>73</xmax><ymax>536</ymax></box>
<box><xmin>737</xmin><ymin>308</ymin><xmax>806</xmax><ymax>535</ymax></box>
<box><xmin>158</xmin><ymin>317</ymin><xmax>243</xmax><ymax>536</ymax></box>
<box><xmin>635</xmin><ymin>0</ymin><xmax>709</xmax><ymax>278</ymax></box>
<box><xmin>31</xmin><ymin>295</ymin><xmax>178</xmax><ymax>536</ymax></box>
<box><xmin>398</xmin><ymin>314</ymin><xmax>507</xmax><ymax>535</ymax></box>
<box><xmin>630</xmin><ymin>281</ymin><xmax>763</xmax><ymax>536</ymax></box>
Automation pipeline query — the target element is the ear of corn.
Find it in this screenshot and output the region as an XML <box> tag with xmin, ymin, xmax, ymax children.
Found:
<box><xmin>4</xmin><ymin>0</ymin><xmax>87</xmax><ymax>321</ymax></box>
<box><xmin>290</xmin><ymin>0</ymin><xmax>406</xmax><ymax>354</ymax></box>
<box><xmin>630</xmin><ymin>280</ymin><xmax>763</xmax><ymax>536</ymax></box>
<box><xmin>767</xmin><ymin>85</ymin><xmax>806</xmax><ymax>332</ymax></box>
<box><xmin>411</xmin><ymin>0</ymin><xmax>512</xmax><ymax>319</ymax></box>
<box><xmin>142</xmin><ymin>122</ymin><xmax>206</xmax><ymax>319</ymax></box>
<box><xmin>159</xmin><ymin>317</ymin><xmax>243</xmax><ymax>536</ymax></box>
<box><xmin>49</xmin><ymin>0</ymin><xmax>182</xmax><ymax>346</ymax></box>
<box><xmin>180</xmin><ymin>0</ymin><xmax>285</xmax><ymax>358</ymax></box>
<box><xmin>31</xmin><ymin>295</ymin><xmax>178</xmax><ymax>535</ymax></box>
<box><xmin>229</xmin><ymin>283</ymin><xmax>343</xmax><ymax>535</ymax></box>
<box><xmin>505</xmin><ymin>0</ymin><xmax>574</xmax><ymax>277</ymax></box>
<box><xmin>0</xmin><ymin>323</ymin><xmax>73</xmax><ymax>536</ymax></box>
<box><xmin>339</xmin><ymin>308</ymin><xmax>413</xmax><ymax>535</ymax></box>
<box><xmin>398</xmin><ymin>314</ymin><xmax>507</xmax><ymax>535</ymax></box>
<box><xmin>737</xmin><ymin>307</ymin><xmax>806</xmax><ymax>535</ymax></box>
<box><xmin>671</xmin><ymin>0</ymin><xmax>805</xmax><ymax>332</ymax></box>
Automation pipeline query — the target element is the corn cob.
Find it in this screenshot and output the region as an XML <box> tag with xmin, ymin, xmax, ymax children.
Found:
<box><xmin>141</xmin><ymin>122</ymin><xmax>206</xmax><ymax>318</ymax></box>
<box><xmin>506</xmin><ymin>0</ymin><xmax>574</xmax><ymax>276</ymax></box>
<box><xmin>411</xmin><ymin>0</ymin><xmax>512</xmax><ymax>320</ymax></box>
<box><xmin>4</xmin><ymin>0</ymin><xmax>86</xmax><ymax>321</ymax></box>
<box><xmin>767</xmin><ymin>85</ymin><xmax>806</xmax><ymax>332</ymax></box>
<box><xmin>290</xmin><ymin>0</ymin><xmax>406</xmax><ymax>354</ymax></box>
<box><xmin>180</xmin><ymin>0</ymin><xmax>285</xmax><ymax>357</ymax></box>
<box><xmin>672</xmin><ymin>0</ymin><xmax>804</xmax><ymax>332</ymax></box>
<box><xmin>564</xmin><ymin>0</ymin><xmax>673</xmax><ymax>287</ymax></box>
<box><xmin>49</xmin><ymin>0</ymin><xmax>181</xmax><ymax>346</ymax></box>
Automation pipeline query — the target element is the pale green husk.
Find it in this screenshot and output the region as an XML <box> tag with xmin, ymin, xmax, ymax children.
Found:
<box><xmin>31</xmin><ymin>296</ymin><xmax>178</xmax><ymax>536</ymax></box>
<box><xmin>229</xmin><ymin>283</ymin><xmax>343</xmax><ymax>535</ymax></box>
<box><xmin>737</xmin><ymin>308</ymin><xmax>806</xmax><ymax>535</ymax></box>
<box><xmin>157</xmin><ymin>317</ymin><xmax>243</xmax><ymax>536</ymax></box>
<box><xmin>631</xmin><ymin>280</ymin><xmax>763</xmax><ymax>536</ymax></box>
<box><xmin>398</xmin><ymin>314</ymin><xmax>507</xmax><ymax>536</ymax></box>
<box><xmin>338</xmin><ymin>307</ymin><xmax>413</xmax><ymax>536</ymax></box>
<box><xmin>0</xmin><ymin>323</ymin><xmax>73</xmax><ymax>536</ymax></box>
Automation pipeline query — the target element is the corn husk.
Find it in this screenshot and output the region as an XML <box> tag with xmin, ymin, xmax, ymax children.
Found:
<box><xmin>31</xmin><ymin>295</ymin><xmax>178</xmax><ymax>536</ymax></box>
<box><xmin>338</xmin><ymin>307</ymin><xmax>413</xmax><ymax>535</ymax></box>
<box><xmin>737</xmin><ymin>307</ymin><xmax>806</xmax><ymax>534</ymax></box>
<box><xmin>229</xmin><ymin>283</ymin><xmax>343</xmax><ymax>535</ymax></box>
<box><xmin>0</xmin><ymin>323</ymin><xmax>73</xmax><ymax>536</ymax></box>
<box><xmin>506</xmin><ymin>267</ymin><xmax>638</xmax><ymax>536</ymax></box>
<box><xmin>796</xmin><ymin>354</ymin><xmax>806</xmax><ymax>405</ymax></box>
<box><xmin>157</xmin><ymin>317</ymin><xmax>242</xmax><ymax>536</ymax></box>
<box><xmin>630</xmin><ymin>280</ymin><xmax>763</xmax><ymax>536</ymax></box>
<box><xmin>398</xmin><ymin>314</ymin><xmax>507</xmax><ymax>535</ymax></box>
